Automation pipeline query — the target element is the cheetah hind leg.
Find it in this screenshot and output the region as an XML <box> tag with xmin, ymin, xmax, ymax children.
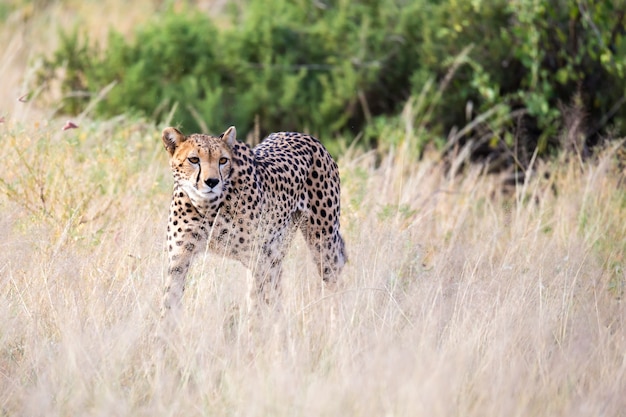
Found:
<box><xmin>299</xmin><ymin>222</ymin><xmax>346</xmax><ymax>335</ymax></box>
<box><xmin>301</xmin><ymin>222</ymin><xmax>346</xmax><ymax>288</ymax></box>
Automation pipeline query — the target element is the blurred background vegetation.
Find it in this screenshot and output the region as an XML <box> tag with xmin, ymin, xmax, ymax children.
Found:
<box><xmin>8</xmin><ymin>0</ymin><xmax>626</xmax><ymax>166</ymax></box>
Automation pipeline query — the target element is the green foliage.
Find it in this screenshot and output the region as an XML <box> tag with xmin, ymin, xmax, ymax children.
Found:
<box><xmin>363</xmin><ymin>0</ymin><xmax>626</xmax><ymax>162</ymax></box>
<box><xmin>35</xmin><ymin>0</ymin><xmax>626</xmax><ymax>162</ymax></box>
<box><xmin>35</xmin><ymin>1</ymin><xmax>413</xmax><ymax>143</ymax></box>
<box><xmin>502</xmin><ymin>0</ymin><xmax>626</xmax><ymax>154</ymax></box>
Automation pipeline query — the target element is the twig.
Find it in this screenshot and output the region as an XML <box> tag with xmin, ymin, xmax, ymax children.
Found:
<box><xmin>578</xmin><ymin>1</ymin><xmax>606</xmax><ymax>49</ymax></box>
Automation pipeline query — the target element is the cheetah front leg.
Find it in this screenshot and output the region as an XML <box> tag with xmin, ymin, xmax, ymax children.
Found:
<box><xmin>248</xmin><ymin>222</ymin><xmax>300</xmax><ymax>310</ymax></box>
<box><xmin>253</xmin><ymin>258</ymin><xmax>283</xmax><ymax>305</ymax></box>
<box><xmin>161</xmin><ymin>213</ymin><xmax>204</xmax><ymax>320</ymax></box>
<box><xmin>248</xmin><ymin>242</ymin><xmax>287</xmax><ymax>312</ymax></box>
<box><xmin>161</xmin><ymin>254</ymin><xmax>192</xmax><ymax>318</ymax></box>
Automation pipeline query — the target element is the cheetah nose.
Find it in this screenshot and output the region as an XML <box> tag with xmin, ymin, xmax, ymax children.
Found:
<box><xmin>205</xmin><ymin>178</ymin><xmax>220</xmax><ymax>188</ymax></box>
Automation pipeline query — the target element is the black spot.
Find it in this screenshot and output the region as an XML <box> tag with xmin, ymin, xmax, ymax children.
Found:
<box><xmin>170</xmin><ymin>266</ymin><xmax>184</xmax><ymax>274</ymax></box>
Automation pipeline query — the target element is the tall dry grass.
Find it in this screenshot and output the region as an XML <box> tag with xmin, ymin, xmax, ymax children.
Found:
<box><xmin>1</xmin><ymin>115</ymin><xmax>625</xmax><ymax>415</ymax></box>
<box><xmin>1</xmin><ymin>2</ymin><xmax>625</xmax><ymax>416</ymax></box>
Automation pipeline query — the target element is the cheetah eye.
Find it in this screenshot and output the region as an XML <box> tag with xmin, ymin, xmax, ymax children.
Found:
<box><xmin>188</xmin><ymin>156</ymin><xmax>200</xmax><ymax>164</ymax></box>
<box><xmin>219</xmin><ymin>157</ymin><xmax>228</xmax><ymax>165</ymax></box>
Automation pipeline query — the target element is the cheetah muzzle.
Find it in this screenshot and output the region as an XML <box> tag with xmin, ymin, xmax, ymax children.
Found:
<box><xmin>161</xmin><ymin>125</ymin><xmax>347</xmax><ymax>317</ymax></box>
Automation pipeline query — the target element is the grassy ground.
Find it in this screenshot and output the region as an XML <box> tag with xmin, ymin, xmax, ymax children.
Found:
<box><xmin>1</xmin><ymin>2</ymin><xmax>625</xmax><ymax>416</ymax></box>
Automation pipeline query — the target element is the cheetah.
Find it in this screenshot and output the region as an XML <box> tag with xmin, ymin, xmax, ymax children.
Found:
<box><xmin>161</xmin><ymin>125</ymin><xmax>347</xmax><ymax>315</ymax></box>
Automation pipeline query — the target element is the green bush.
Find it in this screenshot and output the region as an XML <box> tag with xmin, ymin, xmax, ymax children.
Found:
<box><xmin>407</xmin><ymin>0</ymin><xmax>626</xmax><ymax>160</ymax></box>
<box><xmin>36</xmin><ymin>1</ymin><xmax>422</xmax><ymax>144</ymax></box>
<box><xmin>35</xmin><ymin>0</ymin><xmax>626</xmax><ymax>162</ymax></box>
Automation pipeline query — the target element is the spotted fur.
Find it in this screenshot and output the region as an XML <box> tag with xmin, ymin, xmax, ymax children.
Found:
<box><xmin>161</xmin><ymin>126</ymin><xmax>346</xmax><ymax>313</ymax></box>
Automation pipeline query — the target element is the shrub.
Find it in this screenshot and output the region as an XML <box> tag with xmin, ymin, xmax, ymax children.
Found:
<box><xmin>407</xmin><ymin>0</ymin><xmax>626</xmax><ymax>162</ymax></box>
<box><xmin>35</xmin><ymin>0</ymin><xmax>626</xmax><ymax>163</ymax></box>
<box><xmin>36</xmin><ymin>0</ymin><xmax>423</xmax><ymax>145</ymax></box>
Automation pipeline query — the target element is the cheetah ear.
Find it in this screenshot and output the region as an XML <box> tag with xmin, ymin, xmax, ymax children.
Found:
<box><xmin>162</xmin><ymin>127</ymin><xmax>185</xmax><ymax>157</ymax></box>
<box><xmin>221</xmin><ymin>126</ymin><xmax>237</xmax><ymax>147</ymax></box>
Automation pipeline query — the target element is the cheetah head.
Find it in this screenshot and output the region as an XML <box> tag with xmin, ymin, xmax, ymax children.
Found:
<box><xmin>162</xmin><ymin>126</ymin><xmax>237</xmax><ymax>208</ymax></box>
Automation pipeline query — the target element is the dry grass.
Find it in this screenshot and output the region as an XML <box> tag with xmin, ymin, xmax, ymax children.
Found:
<box><xmin>1</xmin><ymin>118</ymin><xmax>625</xmax><ymax>416</ymax></box>
<box><xmin>1</xmin><ymin>2</ymin><xmax>626</xmax><ymax>416</ymax></box>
